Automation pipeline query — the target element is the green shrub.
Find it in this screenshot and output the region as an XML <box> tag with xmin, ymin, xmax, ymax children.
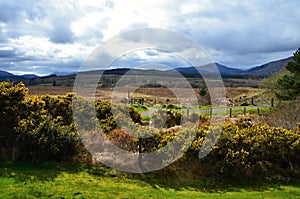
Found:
<box><xmin>14</xmin><ymin>94</ymin><xmax>80</xmax><ymax>162</ymax></box>
<box><xmin>94</xmin><ymin>100</ymin><xmax>142</xmax><ymax>133</ymax></box>
<box><xmin>0</xmin><ymin>82</ymin><xmax>28</xmax><ymax>150</ymax></box>
<box><xmin>1</xmin><ymin>81</ymin><xmax>300</xmax><ymax>181</ymax></box>
<box><xmin>151</xmin><ymin>118</ymin><xmax>300</xmax><ymax>180</ymax></box>
<box><xmin>199</xmin><ymin>119</ymin><xmax>300</xmax><ymax>180</ymax></box>
<box><xmin>151</xmin><ymin>110</ymin><xmax>182</xmax><ymax>128</ymax></box>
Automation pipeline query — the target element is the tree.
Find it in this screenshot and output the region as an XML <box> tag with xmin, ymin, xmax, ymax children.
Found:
<box><xmin>198</xmin><ymin>86</ymin><xmax>211</xmax><ymax>105</ymax></box>
<box><xmin>198</xmin><ymin>87</ymin><xmax>208</xmax><ymax>97</ymax></box>
<box><xmin>276</xmin><ymin>47</ymin><xmax>300</xmax><ymax>100</ymax></box>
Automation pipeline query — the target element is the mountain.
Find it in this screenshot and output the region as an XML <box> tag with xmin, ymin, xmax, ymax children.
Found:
<box><xmin>175</xmin><ymin>57</ymin><xmax>293</xmax><ymax>78</ymax></box>
<box><xmin>0</xmin><ymin>70</ymin><xmax>15</xmax><ymax>77</ymax></box>
<box><xmin>174</xmin><ymin>63</ymin><xmax>244</xmax><ymax>76</ymax></box>
<box><xmin>0</xmin><ymin>70</ymin><xmax>40</xmax><ymax>81</ymax></box>
<box><xmin>20</xmin><ymin>74</ymin><xmax>39</xmax><ymax>79</ymax></box>
<box><xmin>53</xmin><ymin>71</ymin><xmax>77</xmax><ymax>76</ymax></box>
<box><xmin>214</xmin><ymin>63</ymin><xmax>245</xmax><ymax>74</ymax></box>
<box><xmin>0</xmin><ymin>56</ymin><xmax>294</xmax><ymax>85</ymax></box>
<box><xmin>239</xmin><ymin>57</ymin><xmax>293</xmax><ymax>77</ymax></box>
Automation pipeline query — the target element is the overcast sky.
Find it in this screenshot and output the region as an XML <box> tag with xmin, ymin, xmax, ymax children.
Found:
<box><xmin>0</xmin><ymin>0</ymin><xmax>299</xmax><ymax>75</ymax></box>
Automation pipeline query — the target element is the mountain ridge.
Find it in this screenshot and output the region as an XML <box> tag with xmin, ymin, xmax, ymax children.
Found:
<box><xmin>238</xmin><ymin>57</ymin><xmax>293</xmax><ymax>77</ymax></box>
<box><xmin>0</xmin><ymin>56</ymin><xmax>294</xmax><ymax>80</ymax></box>
<box><xmin>174</xmin><ymin>63</ymin><xmax>245</xmax><ymax>75</ymax></box>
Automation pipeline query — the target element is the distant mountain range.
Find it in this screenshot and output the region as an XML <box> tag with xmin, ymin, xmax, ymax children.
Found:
<box><xmin>238</xmin><ymin>57</ymin><xmax>293</xmax><ymax>77</ymax></box>
<box><xmin>0</xmin><ymin>70</ymin><xmax>15</xmax><ymax>77</ymax></box>
<box><xmin>173</xmin><ymin>63</ymin><xmax>244</xmax><ymax>76</ymax></box>
<box><xmin>0</xmin><ymin>56</ymin><xmax>293</xmax><ymax>82</ymax></box>
<box><xmin>0</xmin><ymin>71</ymin><xmax>39</xmax><ymax>81</ymax></box>
<box><xmin>173</xmin><ymin>57</ymin><xmax>293</xmax><ymax>77</ymax></box>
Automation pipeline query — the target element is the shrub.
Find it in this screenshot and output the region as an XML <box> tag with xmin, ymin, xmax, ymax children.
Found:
<box><xmin>259</xmin><ymin>99</ymin><xmax>300</xmax><ymax>131</ymax></box>
<box><xmin>1</xmin><ymin>81</ymin><xmax>300</xmax><ymax>181</ymax></box>
<box><xmin>95</xmin><ymin>100</ymin><xmax>142</xmax><ymax>133</ymax></box>
<box><xmin>107</xmin><ymin>129</ymin><xmax>138</xmax><ymax>152</ymax></box>
<box><xmin>151</xmin><ymin>118</ymin><xmax>300</xmax><ymax>180</ymax></box>
<box><xmin>16</xmin><ymin>114</ymin><xmax>79</xmax><ymax>162</ymax></box>
<box><xmin>0</xmin><ymin>82</ymin><xmax>28</xmax><ymax>149</ymax></box>
<box><xmin>14</xmin><ymin>94</ymin><xmax>81</xmax><ymax>162</ymax></box>
<box><xmin>151</xmin><ymin>110</ymin><xmax>182</xmax><ymax>128</ymax></box>
<box><xmin>199</xmin><ymin>119</ymin><xmax>300</xmax><ymax>180</ymax></box>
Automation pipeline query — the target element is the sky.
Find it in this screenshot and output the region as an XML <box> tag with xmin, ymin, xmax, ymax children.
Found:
<box><xmin>0</xmin><ymin>0</ymin><xmax>299</xmax><ymax>76</ymax></box>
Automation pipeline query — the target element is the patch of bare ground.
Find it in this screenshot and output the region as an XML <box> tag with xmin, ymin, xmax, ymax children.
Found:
<box><xmin>28</xmin><ymin>86</ymin><xmax>74</xmax><ymax>96</ymax></box>
<box><xmin>225</xmin><ymin>87</ymin><xmax>260</xmax><ymax>100</ymax></box>
<box><xmin>27</xmin><ymin>85</ymin><xmax>265</xmax><ymax>107</ymax></box>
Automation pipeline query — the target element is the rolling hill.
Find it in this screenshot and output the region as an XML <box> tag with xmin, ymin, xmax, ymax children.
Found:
<box><xmin>174</xmin><ymin>63</ymin><xmax>244</xmax><ymax>76</ymax></box>
<box><xmin>0</xmin><ymin>70</ymin><xmax>15</xmax><ymax>77</ymax></box>
<box><xmin>174</xmin><ymin>57</ymin><xmax>293</xmax><ymax>78</ymax></box>
<box><xmin>0</xmin><ymin>70</ymin><xmax>40</xmax><ymax>81</ymax></box>
<box><xmin>0</xmin><ymin>56</ymin><xmax>294</xmax><ymax>88</ymax></box>
<box><xmin>238</xmin><ymin>57</ymin><xmax>293</xmax><ymax>77</ymax></box>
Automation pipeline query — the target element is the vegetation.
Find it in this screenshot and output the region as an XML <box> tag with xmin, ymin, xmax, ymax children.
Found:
<box><xmin>1</xmin><ymin>162</ymin><xmax>300</xmax><ymax>198</ymax></box>
<box><xmin>0</xmin><ymin>82</ymin><xmax>141</xmax><ymax>162</ymax></box>
<box><xmin>274</xmin><ymin>47</ymin><xmax>300</xmax><ymax>100</ymax></box>
<box><xmin>1</xmin><ymin>78</ymin><xmax>300</xmax><ymax>197</ymax></box>
<box><xmin>260</xmin><ymin>47</ymin><xmax>300</xmax><ymax>130</ymax></box>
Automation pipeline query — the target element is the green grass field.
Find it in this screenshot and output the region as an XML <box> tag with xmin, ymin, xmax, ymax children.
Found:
<box><xmin>1</xmin><ymin>162</ymin><xmax>299</xmax><ymax>198</ymax></box>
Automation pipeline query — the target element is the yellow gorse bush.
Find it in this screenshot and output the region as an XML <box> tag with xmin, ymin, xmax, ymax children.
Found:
<box><xmin>0</xmin><ymin>82</ymin><xmax>300</xmax><ymax>180</ymax></box>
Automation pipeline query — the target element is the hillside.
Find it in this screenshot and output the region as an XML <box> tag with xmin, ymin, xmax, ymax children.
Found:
<box><xmin>174</xmin><ymin>63</ymin><xmax>244</xmax><ymax>75</ymax></box>
<box><xmin>173</xmin><ymin>57</ymin><xmax>293</xmax><ymax>78</ymax></box>
<box><xmin>0</xmin><ymin>70</ymin><xmax>15</xmax><ymax>77</ymax></box>
<box><xmin>239</xmin><ymin>57</ymin><xmax>293</xmax><ymax>77</ymax></box>
<box><xmin>0</xmin><ymin>70</ymin><xmax>40</xmax><ymax>81</ymax></box>
<box><xmin>0</xmin><ymin>56</ymin><xmax>294</xmax><ymax>88</ymax></box>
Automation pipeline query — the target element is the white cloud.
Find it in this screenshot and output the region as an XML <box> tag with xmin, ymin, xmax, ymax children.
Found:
<box><xmin>0</xmin><ymin>0</ymin><xmax>299</xmax><ymax>75</ymax></box>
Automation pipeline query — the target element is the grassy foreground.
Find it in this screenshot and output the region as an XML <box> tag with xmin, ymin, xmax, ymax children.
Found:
<box><xmin>0</xmin><ymin>162</ymin><xmax>300</xmax><ymax>198</ymax></box>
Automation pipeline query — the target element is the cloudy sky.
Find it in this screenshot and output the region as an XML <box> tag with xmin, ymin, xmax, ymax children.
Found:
<box><xmin>0</xmin><ymin>0</ymin><xmax>299</xmax><ymax>76</ymax></box>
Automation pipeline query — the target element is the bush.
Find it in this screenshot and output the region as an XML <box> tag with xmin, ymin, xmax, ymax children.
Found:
<box><xmin>0</xmin><ymin>82</ymin><xmax>84</xmax><ymax>162</ymax></box>
<box><xmin>151</xmin><ymin>110</ymin><xmax>182</xmax><ymax>128</ymax></box>
<box><xmin>1</xmin><ymin>82</ymin><xmax>300</xmax><ymax>181</ymax></box>
<box><xmin>0</xmin><ymin>82</ymin><xmax>28</xmax><ymax>150</ymax></box>
<box><xmin>151</xmin><ymin>118</ymin><xmax>300</xmax><ymax>180</ymax></box>
<box><xmin>14</xmin><ymin>94</ymin><xmax>80</xmax><ymax>162</ymax></box>
<box><xmin>95</xmin><ymin>100</ymin><xmax>142</xmax><ymax>133</ymax></box>
<box><xmin>259</xmin><ymin>99</ymin><xmax>300</xmax><ymax>131</ymax></box>
<box><xmin>107</xmin><ymin>129</ymin><xmax>138</xmax><ymax>152</ymax></box>
<box><xmin>198</xmin><ymin>119</ymin><xmax>300</xmax><ymax>180</ymax></box>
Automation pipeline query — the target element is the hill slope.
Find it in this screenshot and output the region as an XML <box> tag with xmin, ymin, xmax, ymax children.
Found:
<box><xmin>239</xmin><ymin>57</ymin><xmax>293</xmax><ymax>77</ymax></box>
<box><xmin>0</xmin><ymin>70</ymin><xmax>15</xmax><ymax>77</ymax></box>
<box><xmin>174</xmin><ymin>63</ymin><xmax>244</xmax><ymax>75</ymax></box>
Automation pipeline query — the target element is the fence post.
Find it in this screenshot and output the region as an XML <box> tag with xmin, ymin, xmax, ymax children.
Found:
<box><xmin>251</xmin><ymin>97</ymin><xmax>254</xmax><ymax>105</ymax></box>
<box><xmin>128</xmin><ymin>91</ymin><xmax>130</xmax><ymax>104</ymax></box>
<box><xmin>244</xmin><ymin>107</ymin><xmax>246</xmax><ymax>116</ymax></box>
<box><xmin>271</xmin><ymin>98</ymin><xmax>274</xmax><ymax>107</ymax></box>
<box><xmin>230</xmin><ymin>107</ymin><xmax>232</xmax><ymax>118</ymax></box>
<box><xmin>210</xmin><ymin>108</ymin><xmax>212</xmax><ymax>119</ymax></box>
<box><xmin>138</xmin><ymin>138</ymin><xmax>143</xmax><ymax>171</ymax></box>
<box><xmin>257</xmin><ymin>108</ymin><xmax>260</xmax><ymax>115</ymax></box>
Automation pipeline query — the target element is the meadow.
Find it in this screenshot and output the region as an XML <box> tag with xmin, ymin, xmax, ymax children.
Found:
<box><xmin>1</xmin><ymin>162</ymin><xmax>300</xmax><ymax>198</ymax></box>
